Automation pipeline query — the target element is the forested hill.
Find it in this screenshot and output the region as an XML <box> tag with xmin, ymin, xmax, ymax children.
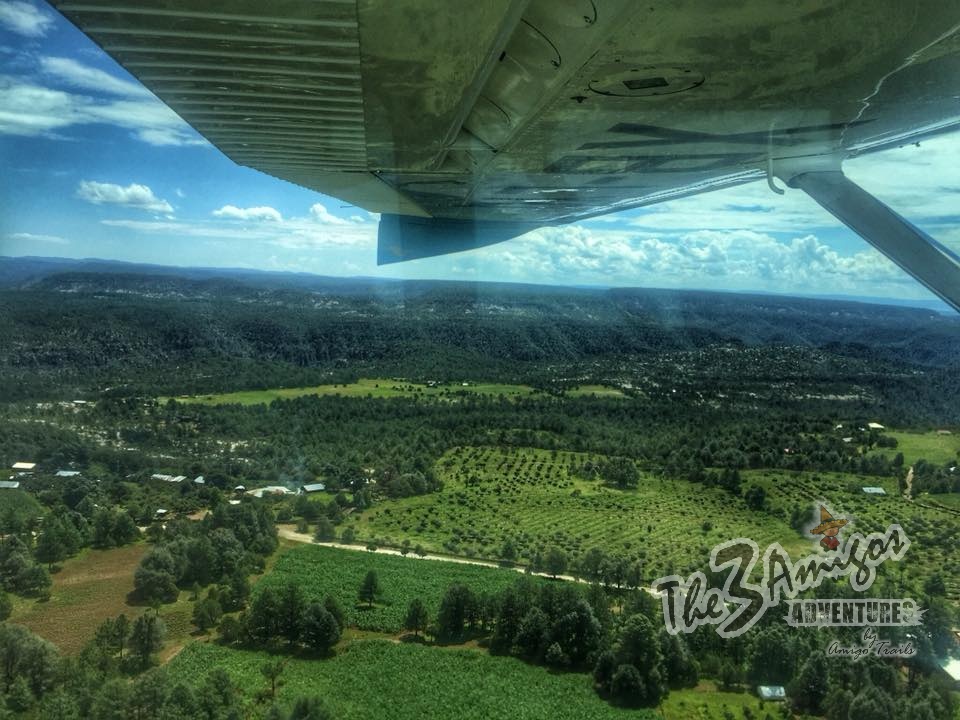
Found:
<box><xmin>1</xmin><ymin>256</ymin><xmax>958</xmax><ymax>401</ymax></box>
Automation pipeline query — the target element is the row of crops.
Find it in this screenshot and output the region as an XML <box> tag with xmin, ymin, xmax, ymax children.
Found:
<box><xmin>168</xmin><ymin>640</ymin><xmax>657</xmax><ymax>720</ymax></box>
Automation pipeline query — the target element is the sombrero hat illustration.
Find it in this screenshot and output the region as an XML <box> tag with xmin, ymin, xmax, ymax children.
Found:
<box><xmin>809</xmin><ymin>506</ymin><xmax>848</xmax><ymax>535</ymax></box>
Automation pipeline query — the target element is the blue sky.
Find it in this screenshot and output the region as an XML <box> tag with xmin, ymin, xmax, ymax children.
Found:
<box><xmin>1</xmin><ymin>0</ymin><xmax>959</xmax><ymax>304</ymax></box>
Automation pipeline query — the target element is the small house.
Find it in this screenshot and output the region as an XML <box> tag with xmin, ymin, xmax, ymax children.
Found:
<box><xmin>11</xmin><ymin>462</ymin><xmax>35</xmax><ymax>472</ymax></box>
<box><xmin>862</xmin><ymin>486</ymin><xmax>887</xmax><ymax>495</ymax></box>
<box><xmin>55</xmin><ymin>470</ymin><xmax>82</xmax><ymax>478</ymax></box>
<box><xmin>867</xmin><ymin>422</ymin><xmax>885</xmax><ymax>430</ymax></box>
<box><xmin>301</xmin><ymin>482</ymin><xmax>326</xmax><ymax>494</ymax></box>
<box><xmin>757</xmin><ymin>686</ymin><xmax>786</xmax><ymax>701</ymax></box>
<box><xmin>939</xmin><ymin>657</ymin><xmax>960</xmax><ymax>688</ymax></box>
<box><xmin>0</xmin><ymin>480</ymin><xmax>21</xmax><ymax>490</ymax></box>
<box><xmin>193</xmin><ymin>476</ymin><xmax>205</xmax><ymax>485</ymax></box>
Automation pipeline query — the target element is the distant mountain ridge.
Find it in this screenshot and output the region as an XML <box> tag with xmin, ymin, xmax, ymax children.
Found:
<box><xmin>1</xmin><ymin>255</ymin><xmax>953</xmax><ymax>317</ymax></box>
<box><xmin>1</xmin><ymin>255</ymin><xmax>958</xmax><ymax>405</ymax></box>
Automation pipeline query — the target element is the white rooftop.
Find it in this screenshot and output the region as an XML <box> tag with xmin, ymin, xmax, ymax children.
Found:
<box><xmin>11</xmin><ymin>462</ymin><xmax>35</xmax><ymax>470</ymax></box>
<box><xmin>862</xmin><ymin>486</ymin><xmax>887</xmax><ymax>495</ymax></box>
<box><xmin>940</xmin><ymin>657</ymin><xmax>960</xmax><ymax>682</ymax></box>
<box><xmin>757</xmin><ymin>686</ymin><xmax>786</xmax><ymax>700</ymax></box>
<box><xmin>246</xmin><ymin>485</ymin><xmax>295</xmax><ymax>498</ymax></box>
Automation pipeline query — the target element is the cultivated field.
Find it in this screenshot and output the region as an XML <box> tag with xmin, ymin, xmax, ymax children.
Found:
<box><xmin>343</xmin><ymin>445</ymin><xmax>960</xmax><ymax>594</ymax></box>
<box><xmin>348</xmin><ymin>446</ymin><xmax>811</xmax><ymax>580</ymax></box>
<box><xmin>257</xmin><ymin>544</ymin><xmax>541</xmax><ymax>633</ymax></box>
<box><xmin>168</xmin><ymin>640</ymin><xmax>658</xmax><ymax>720</ymax></box>
<box><xmin>10</xmin><ymin>543</ymin><xmax>147</xmax><ymax>654</ymax></box>
<box><xmin>661</xmin><ymin>683</ymin><xmax>773</xmax><ymax>720</ymax></box>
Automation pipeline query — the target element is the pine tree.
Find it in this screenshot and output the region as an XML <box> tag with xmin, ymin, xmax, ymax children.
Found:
<box><xmin>358</xmin><ymin>570</ymin><xmax>380</xmax><ymax>608</ymax></box>
<box><xmin>404</xmin><ymin>598</ymin><xmax>429</xmax><ymax>637</ymax></box>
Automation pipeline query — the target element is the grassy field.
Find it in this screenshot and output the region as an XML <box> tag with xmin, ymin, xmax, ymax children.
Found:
<box><xmin>661</xmin><ymin>683</ymin><xmax>774</xmax><ymax>720</ymax></box>
<box><xmin>867</xmin><ymin>429</ymin><xmax>960</xmax><ymax>466</ymax></box>
<box><xmin>565</xmin><ymin>385</ymin><xmax>627</xmax><ymax>398</ymax></box>
<box><xmin>166</xmin><ymin>378</ymin><xmax>537</xmax><ymax>406</ymax></box>
<box><xmin>348</xmin><ymin>446</ymin><xmax>811</xmax><ymax>580</ymax></box>
<box><xmin>168</xmin><ymin>640</ymin><xmax>657</xmax><ymax>720</ymax></box>
<box><xmin>10</xmin><ymin>543</ymin><xmax>147</xmax><ymax>654</ymax></box>
<box><xmin>258</xmin><ymin>544</ymin><xmax>541</xmax><ymax>633</ymax></box>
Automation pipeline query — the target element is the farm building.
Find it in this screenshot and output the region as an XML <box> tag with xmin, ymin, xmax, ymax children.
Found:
<box><xmin>150</xmin><ymin>474</ymin><xmax>186</xmax><ymax>483</ymax></box>
<box><xmin>862</xmin><ymin>486</ymin><xmax>887</xmax><ymax>495</ymax></box>
<box><xmin>757</xmin><ymin>686</ymin><xmax>786</xmax><ymax>701</ymax></box>
<box><xmin>11</xmin><ymin>462</ymin><xmax>35</xmax><ymax>472</ymax></box>
<box><xmin>55</xmin><ymin>470</ymin><xmax>82</xmax><ymax>478</ymax></box>
<box><xmin>193</xmin><ymin>476</ymin><xmax>205</xmax><ymax>485</ymax></box>
<box><xmin>301</xmin><ymin>482</ymin><xmax>326</xmax><ymax>493</ymax></box>
<box><xmin>0</xmin><ymin>480</ymin><xmax>21</xmax><ymax>489</ymax></box>
<box><xmin>867</xmin><ymin>422</ymin><xmax>885</xmax><ymax>430</ymax></box>
<box><xmin>246</xmin><ymin>485</ymin><xmax>296</xmax><ymax>498</ymax></box>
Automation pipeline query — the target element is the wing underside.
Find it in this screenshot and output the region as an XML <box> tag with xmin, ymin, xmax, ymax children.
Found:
<box><xmin>48</xmin><ymin>1</ymin><xmax>960</xmax><ymax>307</ymax></box>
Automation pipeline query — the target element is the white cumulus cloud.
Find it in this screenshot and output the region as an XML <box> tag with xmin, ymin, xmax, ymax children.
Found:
<box><xmin>76</xmin><ymin>181</ymin><xmax>174</xmax><ymax>214</ymax></box>
<box><xmin>39</xmin><ymin>56</ymin><xmax>151</xmax><ymax>98</ymax></box>
<box><xmin>309</xmin><ymin>203</ymin><xmax>350</xmax><ymax>225</ymax></box>
<box><xmin>0</xmin><ymin>73</ymin><xmax>205</xmax><ymax>147</ymax></box>
<box><xmin>212</xmin><ymin>205</ymin><xmax>283</xmax><ymax>222</ymax></box>
<box><xmin>0</xmin><ymin>1</ymin><xmax>53</xmax><ymax>37</ymax></box>
<box><xmin>446</xmin><ymin>224</ymin><xmax>917</xmax><ymax>298</ymax></box>
<box><xmin>6</xmin><ymin>231</ymin><xmax>68</xmax><ymax>245</ymax></box>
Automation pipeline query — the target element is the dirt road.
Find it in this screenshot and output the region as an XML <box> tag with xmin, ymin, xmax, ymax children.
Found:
<box><xmin>277</xmin><ymin>526</ymin><xmax>584</xmax><ymax>584</ymax></box>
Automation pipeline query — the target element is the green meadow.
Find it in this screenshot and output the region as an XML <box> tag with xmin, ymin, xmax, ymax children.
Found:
<box><xmin>166</xmin><ymin>378</ymin><xmax>536</xmax><ymax>405</ymax></box>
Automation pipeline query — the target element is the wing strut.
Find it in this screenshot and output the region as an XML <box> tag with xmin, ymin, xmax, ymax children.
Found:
<box><xmin>788</xmin><ymin>171</ymin><xmax>960</xmax><ymax>313</ymax></box>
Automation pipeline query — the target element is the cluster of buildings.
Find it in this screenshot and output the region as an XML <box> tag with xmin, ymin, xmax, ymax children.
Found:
<box><xmin>4</xmin><ymin>461</ymin><xmax>83</xmax><ymax>489</ymax></box>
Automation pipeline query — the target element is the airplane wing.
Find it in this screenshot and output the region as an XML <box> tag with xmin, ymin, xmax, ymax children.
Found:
<box><xmin>48</xmin><ymin>1</ymin><xmax>960</xmax><ymax>309</ymax></box>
